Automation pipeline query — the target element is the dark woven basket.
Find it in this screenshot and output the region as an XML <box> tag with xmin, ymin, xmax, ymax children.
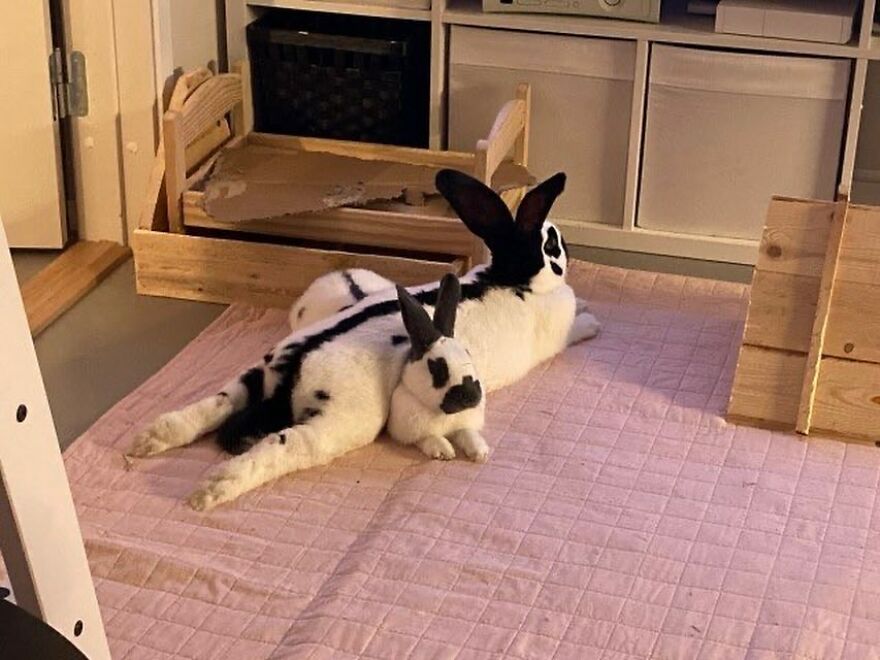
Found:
<box><xmin>247</xmin><ymin>11</ymin><xmax>429</xmax><ymax>147</ymax></box>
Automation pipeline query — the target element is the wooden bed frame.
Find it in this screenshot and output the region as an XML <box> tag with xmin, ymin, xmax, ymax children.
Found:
<box><xmin>134</xmin><ymin>63</ymin><xmax>532</xmax><ymax>308</ymax></box>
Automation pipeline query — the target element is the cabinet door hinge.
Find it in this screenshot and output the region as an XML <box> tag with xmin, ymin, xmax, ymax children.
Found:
<box><xmin>49</xmin><ymin>48</ymin><xmax>88</xmax><ymax>120</ymax></box>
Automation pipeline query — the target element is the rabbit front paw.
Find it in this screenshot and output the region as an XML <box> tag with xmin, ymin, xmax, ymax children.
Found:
<box><xmin>450</xmin><ymin>429</ymin><xmax>490</xmax><ymax>463</ymax></box>
<box><xmin>567</xmin><ymin>312</ymin><xmax>600</xmax><ymax>345</ymax></box>
<box><xmin>417</xmin><ymin>436</ymin><xmax>456</xmax><ymax>460</ymax></box>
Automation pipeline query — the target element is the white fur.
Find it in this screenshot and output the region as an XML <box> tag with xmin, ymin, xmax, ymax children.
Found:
<box><xmin>289</xmin><ymin>269</ymin><xmax>393</xmax><ymax>330</ymax></box>
<box><xmin>388</xmin><ymin>336</ymin><xmax>489</xmax><ymax>463</ymax></box>
<box><xmin>129</xmin><ymin>177</ymin><xmax>601</xmax><ymax>510</ymax></box>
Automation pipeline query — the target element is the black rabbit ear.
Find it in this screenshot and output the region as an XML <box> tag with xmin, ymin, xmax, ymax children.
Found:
<box><xmin>433</xmin><ymin>273</ymin><xmax>461</xmax><ymax>338</ymax></box>
<box><xmin>397</xmin><ymin>286</ymin><xmax>440</xmax><ymax>359</ymax></box>
<box><xmin>515</xmin><ymin>172</ymin><xmax>566</xmax><ymax>236</ymax></box>
<box><xmin>435</xmin><ymin>169</ymin><xmax>513</xmax><ymax>250</ymax></box>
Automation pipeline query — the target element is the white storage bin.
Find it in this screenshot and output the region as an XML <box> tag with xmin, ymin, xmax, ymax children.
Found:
<box><xmin>449</xmin><ymin>26</ymin><xmax>635</xmax><ymax>226</ymax></box>
<box><xmin>638</xmin><ymin>45</ymin><xmax>850</xmax><ymax>241</ymax></box>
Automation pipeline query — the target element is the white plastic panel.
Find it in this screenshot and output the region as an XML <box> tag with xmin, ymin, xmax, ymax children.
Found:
<box><xmin>449</xmin><ymin>26</ymin><xmax>636</xmax><ymax>226</ymax></box>
<box><xmin>639</xmin><ymin>45</ymin><xmax>850</xmax><ymax>241</ymax></box>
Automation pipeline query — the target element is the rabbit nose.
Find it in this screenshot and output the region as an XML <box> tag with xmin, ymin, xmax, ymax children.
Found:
<box><xmin>440</xmin><ymin>376</ymin><xmax>483</xmax><ymax>414</ymax></box>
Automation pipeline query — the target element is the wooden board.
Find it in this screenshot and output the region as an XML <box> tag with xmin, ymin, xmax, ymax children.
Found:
<box><xmin>183</xmin><ymin>191</ymin><xmax>475</xmax><ymax>259</ymax></box>
<box><xmin>742</xmin><ymin>269</ymin><xmax>819</xmax><ymax>354</ymax></box>
<box><xmin>727</xmin><ymin>345</ymin><xmax>806</xmax><ymax>429</ymax></box>
<box><xmin>796</xmin><ymin>198</ymin><xmax>848</xmax><ymax>434</ymax></box>
<box><xmin>20</xmin><ymin>240</ymin><xmax>130</xmax><ymax>336</ymax></box>
<box><xmin>728</xmin><ymin>196</ymin><xmax>880</xmax><ymax>443</ymax></box>
<box><xmin>132</xmin><ymin>229</ymin><xmax>465</xmax><ymax>308</ymax></box>
<box><xmin>812</xmin><ymin>357</ymin><xmax>880</xmax><ymax>442</ymax></box>
<box><xmin>755</xmin><ymin>197</ymin><xmax>836</xmax><ymax>278</ymax></box>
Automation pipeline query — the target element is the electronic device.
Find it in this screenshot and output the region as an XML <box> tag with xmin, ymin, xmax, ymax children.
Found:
<box><xmin>715</xmin><ymin>0</ymin><xmax>857</xmax><ymax>44</ymax></box>
<box><xmin>481</xmin><ymin>0</ymin><xmax>661</xmax><ymax>23</ymax></box>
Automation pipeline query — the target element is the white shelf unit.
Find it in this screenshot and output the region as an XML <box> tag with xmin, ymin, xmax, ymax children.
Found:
<box><xmin>226</xmin><ymin>0</ymin><xmax>878</xmax><ymax>264</ymax></box>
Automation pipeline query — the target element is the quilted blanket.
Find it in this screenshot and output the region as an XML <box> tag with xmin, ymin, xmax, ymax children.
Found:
<box><xmin>16</xmin><ymin>262</ymin><xmax>880</xmax><ymax>658</ymax></box>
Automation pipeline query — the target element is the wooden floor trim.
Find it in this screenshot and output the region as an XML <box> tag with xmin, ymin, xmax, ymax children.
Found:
<box><xmin>21</xmin><ymin>240</ymin><xmax>131</xmax><ymax>336</ymax></box>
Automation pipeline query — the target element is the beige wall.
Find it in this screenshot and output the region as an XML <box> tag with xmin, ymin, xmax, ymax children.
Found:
<box><xmin>154</xmin><ymin>0</ymin><xmax>221</xmax><ymax>106</ymax></box>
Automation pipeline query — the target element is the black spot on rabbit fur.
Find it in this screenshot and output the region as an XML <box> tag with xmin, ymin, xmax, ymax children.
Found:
<box><xmin>263</xmin><ymin>352</ymin><xmax>274</xmax><ymax>364</ymax></box>
<box><xmin>428</xmin><ymin>358</ymin><xmax>450</xmax><ymax>388</ymax></box>
<box><xmin>544</xmin><ymin>226</ymin><xmax>562</xmax><ymax>259</ymax></box>
<box><xmin>441</xmin><ymin>377</ymin><xmax>482</xmax><ymax>414</ymax></box>
<box><xmin>391</xmin><ymin>334</ymin><xmax>409</xmax><ymax>345</ymax></box>
<box><xmin>343</xmin><ymin>271</ymin><xmax>367</xmax><ymax>301</ymax></box>
<box><xmin>551</xmin><ymin>262</ymin><xmax>563</xmax><ymax>276</ymax></box>
<box><xmin>315</xmin><ymin>390</ymin><xmax>330</xmax><ymax>401</ymax></box>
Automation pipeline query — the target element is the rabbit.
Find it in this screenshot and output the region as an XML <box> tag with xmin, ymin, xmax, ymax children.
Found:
<box><xmin>289</xmin><ymin>269</ymin><xmax>393</xmax><ymax>331</ymax></box>
<box><xmin>128</xmin><ymin>169</ymin><xmax>600</xmax><ymax>510</ymax></box>
<box><xmin>389</xmin><ymin>275</ymin><xmax>489</xmax><ymax>463</ymax></box>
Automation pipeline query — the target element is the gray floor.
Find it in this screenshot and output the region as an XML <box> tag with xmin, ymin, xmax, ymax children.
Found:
<box><xmin>13</xmin><ymin>252</ymin><xmax>224</xmax><ymax>449</ymax></box>
<box><xmin>11</xmin><ymin>247</ymin><xmax>752</xmax><ymax>451</ymax></box>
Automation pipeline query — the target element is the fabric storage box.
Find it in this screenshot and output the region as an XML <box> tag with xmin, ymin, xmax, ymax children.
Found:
<box><xmin>247</xmin><ymin>11</ymin><xmax>430</xmax><ymax>147</ymax></box>
<box><xmin>449</xmin><ymin>27</ymin><xmax>635</xmax><ymax>226</ymax></box>
<box><xmin>638</xmin><ymin>45</ymin><xmax>849</xmax><ymax>241</ymax></box>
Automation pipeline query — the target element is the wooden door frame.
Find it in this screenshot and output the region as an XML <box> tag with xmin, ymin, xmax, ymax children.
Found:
<box><xmin>57</xmin><ymin>0</ymin><xmax>161</xmax><ymax>245</ymax></box>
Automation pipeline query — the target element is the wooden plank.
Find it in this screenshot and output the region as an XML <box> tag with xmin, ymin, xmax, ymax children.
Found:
<box><xmin>162</xmin><ymin>111</ymin><xmax>187</xmax><ymax>234</ymax></box>
<box><xmin>836</xmin><ymin>204</ymin><xmax>880</xmax><ymax>285</ymax></box>
<box><xmin>811</xmin><ymin>357</ymin><xmax>880</xmax><ymax>441</ymax></box>
<box><xmin>132</xmin><ymin>229</ymin><xmax>463</xmax><ymax>308</ymax></box>
<box><xmin>138</xmin><ymin>68</ymin><xmax>214</xmax><ymax>232</ymax></box>
<box><xmin>20</xmin><ymin>241</ymin><xmax>130</xmax><ymax>336</ymax></box>
<box><xmin>182</xmin><ymin>191</ymin><xmax>476</xmax><ymax>255</ymax></box>
<box><xmin>727</xmin><ymin>345</ymin><xmax>805</xmax><ymax>430</ymax></box>
<box><xmin>796</xmin><ymin>198</ymin><xmax>849</xmax><ymax>434</ymax></box>
<box><xmin>248</xmin><ymin>132</ymin><xmax>475</xmax><ymax>169</ymax></box>
<box><xmin>231</xmin><ymin>61</ymin><xmax>253</xmax><ymax>138</ymax></box>
<box><xmin>825</xmin><ymin>281</ymin><xmax>880</xmax><ymax>363</ymax></box>
<box><xmin>479</xmin><ymin>98</ymin><xmax>526</xmax><ymax>181</ymax></box>
<box><xmin>756</xmin><ymin>197</ymin><xmax>837</xmax><ymax>277</ymax></box>
<box><xmin>179</xmin><ymin>74</ymin><xmax>242</xmax><ymax>144</ymax></box>
<box><xmin>743</xmin><ymin>269</ymin><xmax>819</xmax><ymax>353</ymax></box>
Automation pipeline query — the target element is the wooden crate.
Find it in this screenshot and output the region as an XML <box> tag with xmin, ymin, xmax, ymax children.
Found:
<box><xmin>727</xmin><ymin>195</ymin><xmax>880</xmax><ymax>444</ymax></box>
<box><xmin>134</xmin><ymin>64</ymin><xmax>531</xmax><ymax>308</ymax></box>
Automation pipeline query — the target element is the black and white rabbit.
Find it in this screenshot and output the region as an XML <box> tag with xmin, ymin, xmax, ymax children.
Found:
<box><xmin>128</xmin><ymin>169</ymin><xmax>600</xmax><ymax>510</ymax></box>
<box><xmin>389</xmin><ymin>275</ymin><xmax>489</xmax><ymax>463</ymax></box>
<box><xmin>289</xmin><ymin>268</ymin><xmax>393</xmax><ymax>331</ymax></box>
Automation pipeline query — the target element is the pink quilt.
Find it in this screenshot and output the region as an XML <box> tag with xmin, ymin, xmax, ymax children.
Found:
<box><xmin>36</xmin><ymin>263</ymin><xmax>880</xmax><ymax>657</ymax></box>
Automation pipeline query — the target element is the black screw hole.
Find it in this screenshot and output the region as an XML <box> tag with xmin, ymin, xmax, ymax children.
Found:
<box><xmin>15</xmin><ymin>405</ymin><xmax>27</xmax><ymax>423</ymax></box>
<box><xmin>74</xmin><ymin>620</ymin><xmax>83</xmax><ymax>637</ymax></box>
<box><xmin>875</xmin><ymin>441</ymin><xmax>880</xmax><ymax>448</ymax></box>
<box><xmin>844</xmin><ymin>342</ymin><xmax>855</xmax><ymax>354</ymax></box>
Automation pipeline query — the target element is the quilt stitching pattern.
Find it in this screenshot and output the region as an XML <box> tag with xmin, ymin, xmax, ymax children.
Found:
<box><xmin>3</xmin><ymin>263</ymin><xmax>880</xmax><ymax>659</ymax></box>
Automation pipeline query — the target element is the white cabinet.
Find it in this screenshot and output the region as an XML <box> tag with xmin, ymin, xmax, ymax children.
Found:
<box><xmin>449</xmin><ymin>26</ymin><xmax>635</xmax><ymax>226</ymax></box>
<box><xmin>638</xmin><ymin>45</ymin><xmax>850</xmax><ymax>240</ymax></box>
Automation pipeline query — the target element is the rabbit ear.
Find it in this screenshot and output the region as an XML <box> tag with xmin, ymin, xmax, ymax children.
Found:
<box><xmin>433</xmin><ymin>273</ymin><xmax>461</xmax><ymax>338</ymax></box>
<box><xmin>515</xmin><ymin>172</ymin><xmax>566</xmax><ymax>236</ymax></box>
<box><xmin>397</xmin><ymin>285</ymin><xmax>440</xmax><ymax>358</ymax></box>
<box><xmin>435</xmin><ymin>169</ymin><xmax>513</xmax><ymax>251</ymax></box>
